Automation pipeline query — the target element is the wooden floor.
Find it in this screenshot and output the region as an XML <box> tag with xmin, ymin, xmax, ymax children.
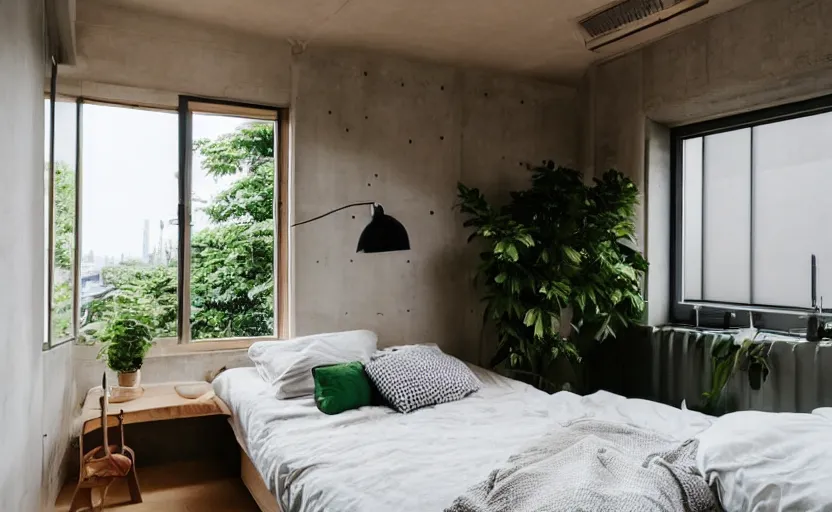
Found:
<box><xmin>54</xmin><ymin>460</ymin><xmax>260</xmax><ymax>511</ymax></box>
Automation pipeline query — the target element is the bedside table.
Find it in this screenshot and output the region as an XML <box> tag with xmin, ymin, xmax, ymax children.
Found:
<box><xmin>78</xmin><ymin>381</ymin><xmax>230</xmax><ymax>435</ymax></box>
<box><xmin>70</xmin><ymin>382</ymin><xmax>231</xmax><ymax>510</ymax></box>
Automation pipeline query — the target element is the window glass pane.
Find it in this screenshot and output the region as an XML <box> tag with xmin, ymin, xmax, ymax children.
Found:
<box><xmin>50</xmin><ymin>100</ymin><xmax>78</xmax><ymax>342</ymax></box>
<box><xmin>682</xmin><ymin>137</ymin><xmax>703</xmax><ymax>301</ymax></box>
<box><xmin>80</xmin><ymin>104</ymin><xmax>178</xmax><ymax>341</ymax></box>
<box><xmin>190</xmin><ymin>114</ymin><xmax>275</xmax><ymax>339</ymax></box>
<box><xmin>752</xmin><ymin>112</ymin><xmax>832</xmax><ymax>308</ymax></box>
<box><xmin>702</xmin><ymin>129</ymin><xmax>751</xmax><ymax>303</ymax></box>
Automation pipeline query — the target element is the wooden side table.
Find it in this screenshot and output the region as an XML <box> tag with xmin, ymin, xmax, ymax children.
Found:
<box><xmin>78</xmin><ymin>381</ymin><xmax>230</xmax><ymax>435</ymax></box>
<box><xmin>71</xmin><ymin>382</ymin><xmax>230</xmax><ymax>510</ymax></box>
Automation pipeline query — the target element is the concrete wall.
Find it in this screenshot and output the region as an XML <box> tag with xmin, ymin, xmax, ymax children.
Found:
<box><xmin>0</xmin><ymin>0</ymin><xmax>46</xmax><ymax>510</ymax></box>
<box><xmin>72</xmin><ymin>347</ymin><xmax>252</xmax><ymax>401</ymax></box>
<box><xmin>63</xmin><ymin>0</ymin><xmax>293</xmax><ymax>107</ymax></box>
<box><xmin>41</xmin><ymin>343</ymin><xmax>76</xmax><ymax>510</ymax></box>
<box><xmin>583</xmin><ymin>0</ymin><xmax>832</xmax><ymax>323</ymax></box>
<box><xmin>56</xmin><ymin>0</ymin><xmax>577</xmax><ymax>395</ymax></box>
<box><xmin>292</xmin><ymin>48</ymin><xmax>577</xmax><ymax>362</ymax></box>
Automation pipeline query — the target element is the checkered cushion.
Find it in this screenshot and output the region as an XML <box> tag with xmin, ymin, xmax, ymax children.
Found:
<box><xmin>365</xmin><ymin>345</ymin><xmax>480</xmax><ymax>413</ymax></box>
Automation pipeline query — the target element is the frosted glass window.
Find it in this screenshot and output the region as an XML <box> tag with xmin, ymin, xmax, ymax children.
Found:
<box><xmin>679</xmin><ymin>106</ymin><xmax>832</xmax><ymax>314</ymax></box>
<box><xmin>702</xmin><ymin>129</ymin><xmax>751</xmax><ymax>303</ymax></box>
<box><xmin>682</xmin><ymin>137</ymin><xmax>703</xmax><ymax>301</ymax></box>
<box><xmin>752</xmin><ymin>113</ymin><xmax>832</xmax><ymax>308</ymax></box>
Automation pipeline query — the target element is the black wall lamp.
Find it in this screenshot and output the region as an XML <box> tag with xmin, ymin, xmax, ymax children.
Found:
<box><xmin>292</xmin><ymin>201</ymin><xmax>410</xmax><ymax>253</ymax></box>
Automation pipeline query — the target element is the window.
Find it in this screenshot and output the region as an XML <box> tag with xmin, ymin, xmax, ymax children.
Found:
<box><xmin>79</xmin><ymin>104</ymin><xmax>179</xmax><ymax>340</ymax></box>
<box><xmin>44</xmin><ymin>93</ymin><xmax>79</xmax><ymax>348</ymax></box>
<box><xmin>187</xmin><ymin>110</ymin><xmax>277</xmax><ymax>340</ymax></box>
<box><xmin>60</xmin><ymin>97</ymin><xmax>287</xmax><ymax>347</ymax></box>
<box><xmin>672</xmin><ymin>95</ymin><xmax>832</xmax><ymax>330</ymax></box>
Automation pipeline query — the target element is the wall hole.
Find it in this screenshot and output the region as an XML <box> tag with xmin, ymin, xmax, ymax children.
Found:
<box><xmin>351</xmin><ymin>215</ymin><xmax>355</xmax><ymax>219</ymax></box>
<box><xmin>518</xmin><ymin>161</ymin><xmax>523</xmax><ymax>167</ymax></box>
<box><xmin>365</xmin><ymin>115</ymin><xmax>369</xmax><ymax>120</ymax></box>
<box><xmin>520</xmin><ymin>100</ymin><xmax>525</xmax><ymax>105</ymax></box>
<box><xmin>350</xmin><ymin>259</ymin><xmax>354</xmax><ymax>263</ymax></box>
<box><xmin>363</xmin><ymin>71</ymin><xmax>368</xmax><ymax>76</ymax></box>
<box><xmin>316</xmin><ymin>260</ymin><xmax>320</xmax><ymax>263</ymax></box>
<box><xmin>439</xmin><ymin>136</ymin><xmax>444</xmax><ymax>141</ymax></box>
<box><xmin>345</xmin><ymin>128</ymin><xmax>349</xmax><ymax>133</ymax></box>
<box><xmin>429</xmin><ymin>210</ymin><xmax>434</xmax><ymax>215</ymax></box>
<box><xmin>374</xmin><ymin>173</ymin><xmax>378</xmax><ymax>177</ymax></box>
<box><xmin>406</xmin><ymin>259</ymin><xmax>411</xmax><ymax>263</ymax></box>
<box><xmin>401</xmin><ymin>82</ymin><xmax>405</xmax><ymax>87</ymax></box>
<box><xmin>440</xmin><ymin>85</ymin><xmax>444</xmax><ymax>91</ymax></box>
<box><xmin>408</xmin><ymin>139</ymin><xmax>413</xmax><ymax>144</ymax></box>
<box><xmin>328</xmin><ymin>110</ymin><xmax>332</xmax><ymax>115</ymax></box>
<box><xmin>406</xmin><ymin>309</ymin><xmax>411</xmax><ymax>313</ymax></box>
<box><xmin>367</xmin><ymin>183</ymin><xmax>371</xmax><ymax>187</ymax></box>
<box><xmin>345</xmin><ymin>312</ymin><xmax>349</xmax><ymax>315</ymax></box>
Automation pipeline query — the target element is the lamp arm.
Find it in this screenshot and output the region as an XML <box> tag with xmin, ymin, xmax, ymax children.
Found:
<box><xmin>291</xmin><ymin>201</ymin><xmax>376</xmax><ymax>228</ymax></box>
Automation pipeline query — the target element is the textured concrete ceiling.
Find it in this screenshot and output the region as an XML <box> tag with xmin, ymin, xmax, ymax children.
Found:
<box><xmin>94</xmin><ymin>0</ymin><xmax>755</xmax><ymax>83</ymax></box>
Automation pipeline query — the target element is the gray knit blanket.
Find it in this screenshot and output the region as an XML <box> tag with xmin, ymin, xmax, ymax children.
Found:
<box><xmin>445</xmin><ymin>419</ymin><xmax>717</xmax><ymax>512</ymax></box>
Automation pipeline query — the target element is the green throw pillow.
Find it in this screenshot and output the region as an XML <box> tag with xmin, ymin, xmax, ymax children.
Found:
<box><xmin>312</xmin><ymin>361</ymin><xmax>372</xmax><ymax>415</ymax></box>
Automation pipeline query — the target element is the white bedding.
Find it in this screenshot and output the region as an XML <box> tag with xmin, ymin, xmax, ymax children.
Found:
<box><xmin>213</xmin><ymin>366</ymin><xmax>713</xmax><ymax>512</ymax></box>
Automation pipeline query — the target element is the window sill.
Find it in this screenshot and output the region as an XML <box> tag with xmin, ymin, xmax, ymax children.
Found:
<box><xmin>73</xmin><ymin>337</ymin><xmax>281</xmax><ymax>361</ymax></box>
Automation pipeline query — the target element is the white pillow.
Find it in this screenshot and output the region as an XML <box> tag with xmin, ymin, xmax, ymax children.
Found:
<box><xmin>812</xmin><ymin>407</ymin><xmax>832</xmax><ymax>422</ymax></box>
<box><xmin>248</xmin><ymin>330</ymin><xmax>377</xmax><ymax>398</ymax></box>
<box><xmin>696</xmin><ymin>410</ymin><xmax>832</xmax><ymax>511</ymax></box>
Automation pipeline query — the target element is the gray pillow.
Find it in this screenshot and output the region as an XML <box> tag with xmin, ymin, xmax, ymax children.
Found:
<box><xmin>365</xmin><ymin>345</ymin><xmax>480</xmax><ymax>413</ymax></box>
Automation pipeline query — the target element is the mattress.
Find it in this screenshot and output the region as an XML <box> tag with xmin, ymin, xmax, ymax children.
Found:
<box><xmin>213</xmin><ymin>366</ymin><xmax>713</xmax><ymax>512</ymax></box>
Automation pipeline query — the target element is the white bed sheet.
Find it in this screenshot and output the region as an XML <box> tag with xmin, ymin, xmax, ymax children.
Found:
<box><xmin>214</xmin><ymin>366</ymin><xmax>713</xmax><ymax>512</ymax></box>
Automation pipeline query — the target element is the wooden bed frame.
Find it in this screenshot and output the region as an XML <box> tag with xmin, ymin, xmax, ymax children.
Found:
<box><xmin>240</xmin><ymin>447</ymin><xmax>283</xmax><ymax>512</ymax></box>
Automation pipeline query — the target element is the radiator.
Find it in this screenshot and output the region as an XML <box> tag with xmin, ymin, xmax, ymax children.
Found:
<box><xmin>645</xmin><ymin>327</ymin><xmax>832</xmax><ymax>413</ymax></box>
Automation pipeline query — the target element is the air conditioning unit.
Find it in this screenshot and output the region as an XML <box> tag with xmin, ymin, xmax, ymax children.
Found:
<box><xmin>577</xmin><ymin>0</ymin><xmax>709</xmax><ymax>52</ymax></box>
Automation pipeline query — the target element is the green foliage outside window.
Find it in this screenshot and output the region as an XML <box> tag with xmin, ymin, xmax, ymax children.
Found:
<box><xmin>52</xmin><ymin>161</ymin><xmax>75</xmax><ymax>341</ymax></box>
<box><xmin>79</xmin><ymin>123</ymin><xmax>276</xmax><ymax>342</ymax></box>
<box><xmin>457</xmin><ymin>164</ymin><xmax>648</xmax><ymax>392</ymax></box>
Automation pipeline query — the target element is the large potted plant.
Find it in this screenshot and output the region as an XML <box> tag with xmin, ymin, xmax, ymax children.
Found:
<box><xmin>97</xmin><ymin>316</ymin><xmax>154</xmax><ymax>387</ymax></box>
<box><xmin>457</xmin><ymin>163</ymin><xmax>648</xmax><ymax>392</ymax></box>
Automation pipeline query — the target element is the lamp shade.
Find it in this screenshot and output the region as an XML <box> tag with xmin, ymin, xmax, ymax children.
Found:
<box><xmin>356</xmin><ymin>205</ymin><xmax>410</xmax><ymax>253</ymax></box>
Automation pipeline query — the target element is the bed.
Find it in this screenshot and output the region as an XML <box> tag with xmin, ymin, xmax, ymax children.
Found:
<box><xmin>213</xmin><ymin>364</ymin><xmax>715</xmax><ymax>512</ymax></box>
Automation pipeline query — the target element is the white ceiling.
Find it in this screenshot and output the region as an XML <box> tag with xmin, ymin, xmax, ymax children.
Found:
<box><xmin>95</xmin><ymin>0</ymin><xmax>756</xmax><ymax>83</ymax></box>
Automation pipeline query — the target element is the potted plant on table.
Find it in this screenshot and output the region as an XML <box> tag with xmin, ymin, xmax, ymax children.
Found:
<box><xmin>97</xmin><ymin>317</ymin><xmax>154</xmax><ymax>387</ymax></box>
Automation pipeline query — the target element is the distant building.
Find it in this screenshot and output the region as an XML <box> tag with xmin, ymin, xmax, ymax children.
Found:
<box><xmin>142</xmin><ymin>219</ymin><xmax>150</xmax><ymax>263</ymax></box>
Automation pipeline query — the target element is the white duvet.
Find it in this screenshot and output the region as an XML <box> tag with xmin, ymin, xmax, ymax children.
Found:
<box><xmin>213</xmin><ymin>366</ymin><xmax>713</xmax><ymax>512</ymax></box>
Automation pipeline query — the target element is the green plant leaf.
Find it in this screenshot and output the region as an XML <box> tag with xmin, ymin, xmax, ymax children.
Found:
<box><xmin>563</xmin><ymin>247</ymin><xmax>582</xmax><ymax>264</ymax></box>
<box><xmin>523</xmin><ymin>308</ymin><xmax>538</xmax><ymax>327</ymax></box>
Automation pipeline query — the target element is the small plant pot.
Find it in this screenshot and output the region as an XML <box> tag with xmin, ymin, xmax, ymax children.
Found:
<box><xmin>118</xmin><ymin>370</ymin><xmax>141</xmax><ymax>388</ymax></box>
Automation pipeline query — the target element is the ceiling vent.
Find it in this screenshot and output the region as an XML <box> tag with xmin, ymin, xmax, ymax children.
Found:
<box><xmin>578</xmin><ymin>0</ymin><xmax>708</xmax><ymax>51</ymax></box>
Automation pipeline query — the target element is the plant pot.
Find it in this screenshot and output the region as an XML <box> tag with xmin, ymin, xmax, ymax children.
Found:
<box><xmin>118</xmin><ymin>370</ymin><xmax>141</xmax><ymax>388</ymax></box>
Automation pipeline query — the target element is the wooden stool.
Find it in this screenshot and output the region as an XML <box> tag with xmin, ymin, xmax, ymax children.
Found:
<box><xmin>70</xmin><ymin>377</ymin><xmax>142</xmax><ymax>511</ymax></box>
